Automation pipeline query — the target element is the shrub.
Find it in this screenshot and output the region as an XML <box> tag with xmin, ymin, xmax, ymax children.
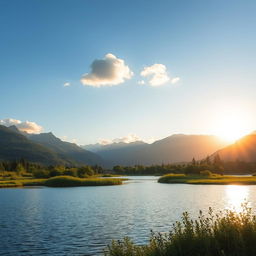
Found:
<box><xmin>77</xmin><ymin>166</ymin><xmax>94</xmax><ymax>177</ymax></box>
<box><xmin>63</xmin><ymin>168</ymin><xmax>77</xmax><ymax>177</ymax></box>
<box><xmin>33</xmin><ymin>170</ymin><xmax>50</xmax><ymax>178</ymax></box>
<box><xmin>49</xmin><ymin>169</ymin><xmax>63</xmax><ymax>177</ymax></box>
<box><xmin>199</xmin><ymin>170</ymin><xmax>213</xmax><ymax>176</ymax></box>
<box><xmin>105</xmin><ymin>204</ymin><xmax>256</xmax><ymax>256</ymax></box>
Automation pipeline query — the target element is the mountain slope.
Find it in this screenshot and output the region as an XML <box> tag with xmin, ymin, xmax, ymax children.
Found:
<box><xmin>212</xmin><ymin>134</ymin><xmax>256</xmax><ymax>162</ymax></box>
<box><xmin>28</xmin><ymin>132</ymin><xmax>104</xmax><ymax>166</ymax></box>
<box><xmin>84</xmin><ymin>134</ymin><xmax>228</xmax><ymax>166</ymax></box>
<box><xmin>0</xmin><ymin>125</ymin><xmax>71</xmax><ymax>165</ymax></box>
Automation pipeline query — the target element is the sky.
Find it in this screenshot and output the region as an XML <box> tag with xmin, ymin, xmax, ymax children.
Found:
<box><xmin>1</xmin><ymin>0</ymin><xmax>256</xmax><ymax>145</ymax></box>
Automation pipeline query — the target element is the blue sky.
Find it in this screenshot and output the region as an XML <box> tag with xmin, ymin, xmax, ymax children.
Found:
<box><xmin>1</xmin><ymin>0</ymin><xmax>256</xmax><ymax>144</ymax></box>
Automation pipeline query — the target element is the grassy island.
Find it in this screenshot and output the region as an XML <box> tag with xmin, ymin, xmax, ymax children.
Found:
<box><xmin>158</xmin><ymin>171</ymin><xmax>256</xmax><ymax>185</ymax></box>
<box><xmin>105</xmin><ymin>204</ymin><xmax>256</xmax><ymax>256</ymax></box>
<box><xmin>44</xmin><ymin>176</ymin><xmax>123</xmax><ymax>187</ymax></box>
<box><xmin>0</xmin><ymin>176</ymin><xmax>124</xmax><ymax>188</ymax></box>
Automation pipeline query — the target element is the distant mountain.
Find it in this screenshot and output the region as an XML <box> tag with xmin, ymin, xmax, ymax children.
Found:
<box><xmin>212</xmin><ymin>134</ymin><xmax>256</xmax><ymax>162</ymax></box>
<box><xmin>0</xmin><ymin>125</ymin><xmax>71</xmax><ymax>165</ymax></box>
<box><xmin>83</xmin><ymin>135</ymin><xmax>228</xmax><ymax>166</ymax></box>
<box><xmin>83</xmin><ymin>141</ymin><xmax>146</xmax><ymax>152</ymax></box>
<box><xmin>28</xmin><ymin>132</ymin><xmax>104</xmax><ymax>166</ymax></box>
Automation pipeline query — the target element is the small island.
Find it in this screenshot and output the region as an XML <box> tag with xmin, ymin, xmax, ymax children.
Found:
<box><xmin>158</xmin><ymin>171</ymin><xmax>256</xmax><ymax>185</ymax></box>
<box><xmin>0</xmin><ymin>176</ymin><xmax>124</xmax><ymax>188</ymax></box>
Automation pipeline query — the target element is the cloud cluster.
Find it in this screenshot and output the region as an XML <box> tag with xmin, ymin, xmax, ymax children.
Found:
<box><xmin>81</xmin><ymin>53</ymin><xmax>133</xmax><ymax>87</ymax></box>
<box><xmin>0</xmin><ymin>118</ymin><xmax>43</xmax><ymax>134</ymax></box>
<box><xmin>99</xmin><ymin>134</ymin><xmax>141</xmax><ymax>145</ymax></box>
<box><xmin>140</xmin><ymin>64</ymin><xmax>180</xmax><ymax>86</ymax></box>
<box><xmin>63</xmin><ymin>82</ymin><xmax>71</xmax><ymax>87</ymax></box>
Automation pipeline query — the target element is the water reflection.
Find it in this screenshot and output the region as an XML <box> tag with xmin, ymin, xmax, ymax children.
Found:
<box><xmin>225</xmin><ymin>185</ymin><xmax>249</xmax><ymax>212</ymax></box>
<box><xmin>1</xmin><ymin>178</ymin><xmax>256</xmax><ymax>255</ymax></box>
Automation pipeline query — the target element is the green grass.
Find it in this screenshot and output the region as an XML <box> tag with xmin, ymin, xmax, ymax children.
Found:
<box><xmin>0</xmin><ymin>176</ymin><xmax>123</xmax><ymax>188</ymax></box>
<box><xmin>0</xmin><ymin>180</ymin><xmax>22</xmax><ymax>188</ymax></box>
<box><xmin>101</xmin><ymin>174</ymin><xmax>121</xmax><ymax>177</ymax></box>
<box><xmin>0</xmin><ymin>178</ymin><xmax>45</xmax><ymax>188</ymax></box>
<box><xmin>44</xmin><ymin>176</ymin><xmax>123</xmax><ymax>187</ymax></box>
<box><xmin>105</xmin><ymin>204</ymin><xmax>256</xmax><ymax>256</ymax></box>
<box><xmin>158</xmin><ymin>173</ymin><xmax>256</xmax><ymax>185</ymax></box>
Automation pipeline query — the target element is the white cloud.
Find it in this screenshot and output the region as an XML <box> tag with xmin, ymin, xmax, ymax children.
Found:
<box><xmin>0</xmin><ymin>118</ymin><xmax>43</xmax><ymax>134</ymax></box>
<box><xmin>81</xmin><ymin>53</ymin><xmax>133</xmax><ymax>87</ymax></box>
<box><xmin>98</xmin><ymin>139</ymin><xmax>112</xmax><ymax>145</ymax></box>
<box><xmin>140</xmin><ymin>64</ymin><xmax>170</xmax><ymax>86</ymax></box>
<box><xmin>171</xmin><ymin>77</ymin><xmax>180</xmax><ymax>84</ymax></box>
<box><xmin>64</xmin><ymin>82</ymin><xmax>71</xmax><ymax>87</ymax></box>
<box><xmin>98</xmin><ymin>134</ymin><xmax>141</xmax><ymax>145</ymax></box>
<box><xmin>138</xmin><ymin>80</ymin><xmax>145</xmax><ymax>85</ymax></box>
<box><xmin>140</xmin><ymin>63</ymin><xmax>180</xmax><ymax>87</ymax></box>
<box><xmin>60</xmin><ymin>135</ymin><xmax>78</xmax><ymax>144</ymax></box>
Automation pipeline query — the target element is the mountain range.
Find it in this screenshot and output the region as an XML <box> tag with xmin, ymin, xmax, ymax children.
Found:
<box><xmin>1</xmin><ymin>124</ymin><xmax>256</xmax><ymax>167</ymax></box>
<box><xmin>212</xmin><ymin>134</ymin><xmax>256</xmax><ymax>162</ymax></box>
<box><xmin>0</xmin><ymin>125</ymin><xmax>103</xmax><ymax>166</ymax></box>
<box><xmin>83</xmin><ymin>134</ymin><xmax>228</xmax><ymax>166</ymax></box>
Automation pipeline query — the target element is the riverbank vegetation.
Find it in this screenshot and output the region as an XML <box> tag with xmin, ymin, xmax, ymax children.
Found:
<box><xmin>1</xmin><ymin>154</ymin><xmax>256</xmax><ymax>181</ymax></box>
<box><xmin>44</xmin><ymin>176</ymin><xmax>123</xmax><ymax>187</ymax></box>
<box><xmin>0</xmin><ymin>159</ymin><xmax>105</xmax><ymax>179</ymax></box>
<box><xmin>0</xmin><ymin>176</ymin><xmax>124</xmax><ymax>188</ymax></box>
<box><xmin>158</xmin><ymin>171</ymin><xmax>256</xmax><ymax>185</ymax></box>
<box><xmin>112</xmin><ymin>155</ymin><xmax>256</xmax><ymax>176</ymax></box>
<box><xmin>105</xmin><ymin>204</ymin><xmax>256</xmax><ymax>256</ymax></box>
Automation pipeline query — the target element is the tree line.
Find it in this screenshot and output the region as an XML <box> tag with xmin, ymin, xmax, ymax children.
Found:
<box><xmin>1</xmin><ymin>154</ymin><xmax>256</xmax><ymax>178</ymax></box>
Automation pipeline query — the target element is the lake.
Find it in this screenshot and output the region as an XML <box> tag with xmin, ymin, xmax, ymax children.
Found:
<box><xmin>1</xmin><ymin>176</ymin><xmax>256</xmax><ymax>255</ymax></box>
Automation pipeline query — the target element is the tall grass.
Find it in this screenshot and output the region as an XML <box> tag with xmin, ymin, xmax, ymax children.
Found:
<box><xmin>0</xmin><ymin>176</ymin><xmax>123</xmax><ymax>188</ymax></box>
<box><xmin>158</xmin><ymin>173</ymin><xmax>256</xmax><ymax>185</ymax></box>
<box><xmin>44</xmin><ymin>176</ymin><xmax>123</xmax><ymax>187</ymax></box>
<box><xmin>105</xmin><ymin>204</ymin><xmax>256</xmax><ymax>256</ymax></box>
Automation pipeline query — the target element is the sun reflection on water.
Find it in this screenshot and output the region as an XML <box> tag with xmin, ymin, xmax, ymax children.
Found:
<box><xmin>226</xmin><ymin>185</ymin><xmax>249</xmax><ymax>212</ymax></box>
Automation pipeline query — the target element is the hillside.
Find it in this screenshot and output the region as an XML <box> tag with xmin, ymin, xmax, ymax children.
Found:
<box><xmin>84</xmin><ymin>134</ymin><xmax>228</xmax><ymax>166</ymax></box>
<box><xmin>0</xmin><ymin>125</ymin><xmax>71</xmax><ymax>165</ymax></box>
<box><xmin>212</xmin><ymin>134</ymin><xmax>256</xmax><ymax>162</ymax></box>
<box><xmin>28</xmin><ymin>132</ymin><xmax>104</xmax><ymax>166</ymax></box>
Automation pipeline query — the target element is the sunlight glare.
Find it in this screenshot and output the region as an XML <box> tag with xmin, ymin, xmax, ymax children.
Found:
<box><xmin>225</xmin><ymin>185</ymin><xmax>249</xmax><ymax>212</ymax></box>
<box><xmin>211</xmin><ymin>107</ymin><xmax>252</xmax><ymax>143</ymax></box>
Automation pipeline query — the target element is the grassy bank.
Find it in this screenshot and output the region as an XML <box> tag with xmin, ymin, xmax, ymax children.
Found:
<box><xmin>158</xmin><ymin>173</ymin><xmax>256</xmax><ymax>185</ymax></box>
<box><xmin>105</xmin><ymin>204</ymin><xmax>256</xmax><ymax>256</ymax></box>
<box><xmin>44</xmin><ymin>176</ymin><xmax>123</xmax><ymax>187</ymax></box>
<box><xmin>0</xmin><ymin>176</ymin><xmax>123</xmax><ymax>188</ymax></box>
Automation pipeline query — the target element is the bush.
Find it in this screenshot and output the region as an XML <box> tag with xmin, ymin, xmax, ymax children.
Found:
<box><xmin>77</xmin><ymin>166</ymin><xmax>94</xmax><ymax>177</ymax></box>
<box><xmin>49</xmin><ymin>169</ymin><xmax>63</xmax><ymax>177</ymax></box>
<box><xmin>199</xmin><ymin>170</ymin><xmax>213</xmax><ymax>176</ymax></box>
<box><xmin>33</xmin><ymin>170</ymin><xmax>50</xmax><ymax>178</ymax></box>
<box><xmin>63</xmin><ymin>168</ymin><xmax>77</xmax><ymax>177</ymax></box>
<box><xmin>105</xmin><ymin>204</ymin><xmax>256</xmax><ymax>256</ymax></box>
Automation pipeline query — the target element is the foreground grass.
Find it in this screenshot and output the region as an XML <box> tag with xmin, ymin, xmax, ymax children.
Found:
<box><xmin>158</xmin><ymin>173</ymin><xmax>256</xmax><ymax>185</ymax></box>
<box><xmin>105</xmin><ymin>204</ymin><xmax>256</xmax><ymax>256</ymax></box>
<box><xmin>0</xmin><ymin>176</ymin><xmax>123</xmax><ymax>188</ymax></box>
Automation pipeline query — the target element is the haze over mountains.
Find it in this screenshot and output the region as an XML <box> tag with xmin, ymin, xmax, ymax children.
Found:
<box><xmin>212</xmin><ymin>134</ymin><xmax>256</xmax><ymax>162</ymax></box>
<box><xmin>83</xmin><ymin>135</ymin><xmax>228</xmax><ymax>166</ymax></box>
<box><xmin>1</xmin><ymin>124</ymin><xmax>256</xmax><ymax>167</ymax></box>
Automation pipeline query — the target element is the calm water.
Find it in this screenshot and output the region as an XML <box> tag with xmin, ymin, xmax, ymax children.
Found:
<box><xmin>1</xmin><ymin>176</ymin><xmax>256</xmax><ymax>255</ymax></box>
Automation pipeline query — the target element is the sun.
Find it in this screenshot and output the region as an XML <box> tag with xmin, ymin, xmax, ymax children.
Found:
<box><xmin>212</xmin><ymin>111</ymin><xmax>252</xmax><ymax>143</ymax></box>
<box><xmin>215</xmin><ymin>116</ymin><xmax>247</xmax><ymax>142</ymax></box>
